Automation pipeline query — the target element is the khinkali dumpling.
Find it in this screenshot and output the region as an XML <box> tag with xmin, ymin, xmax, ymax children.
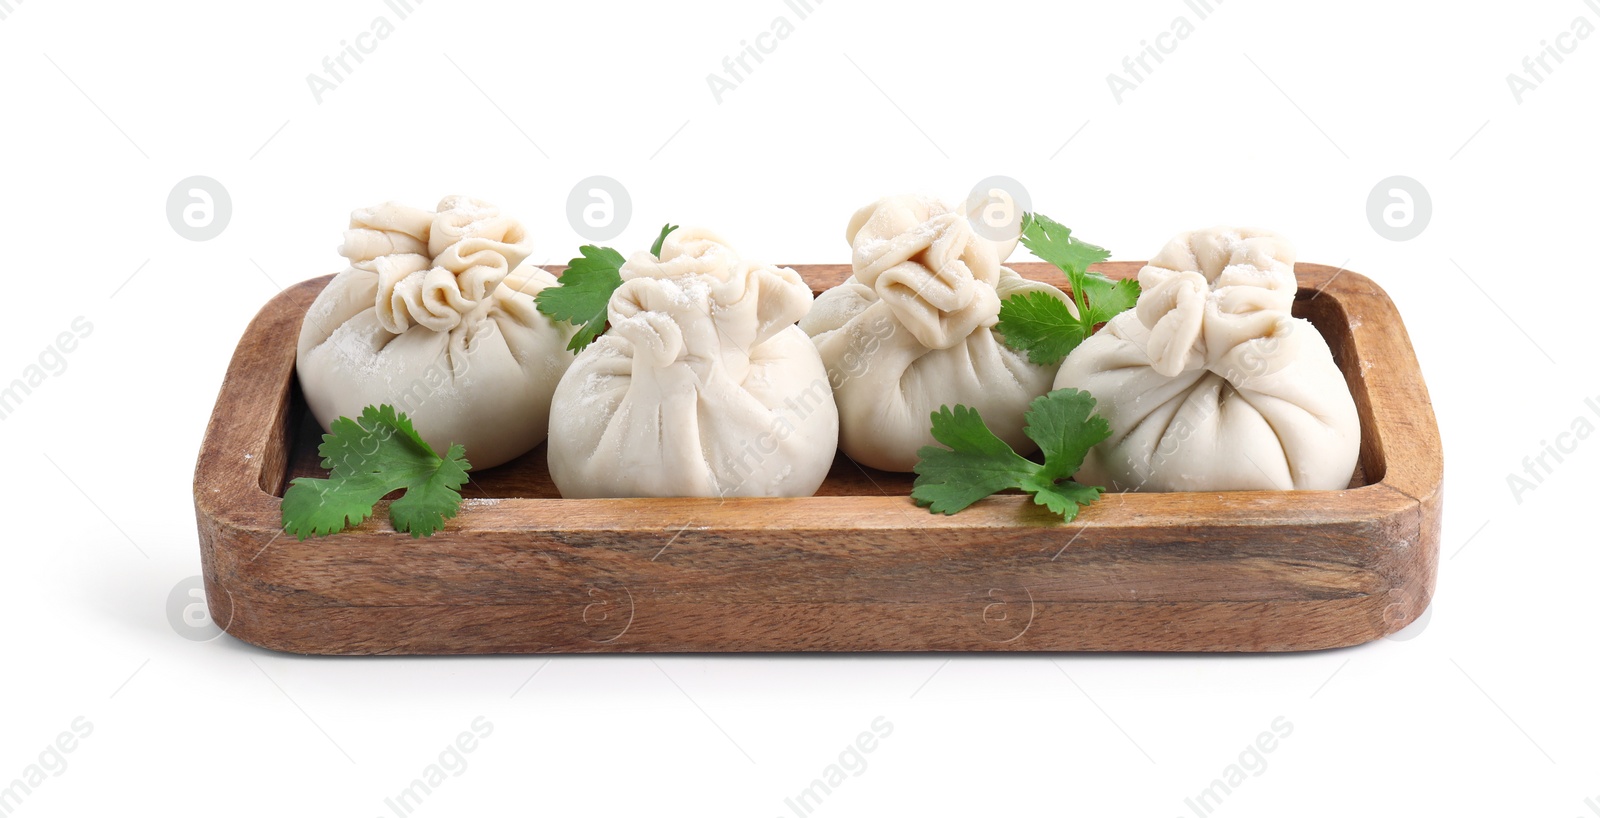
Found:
<box><xmin>799</xmin><ymin>194</ymin><xmax>1072</xmax><ymax>472</ymax></box>
<box><xmin>296</xmin><ymin>196</ymin><xmax>575</xmax><ymax>470</ymax></box>
<box><xmin>1054</xmin><ymin>227</ymin><xmax>1360</xmax><ymax>491</ymax></box>
<box><xmin>546</xmin><ymin>227</ymin><xmax>839</xmax><ymax>498</ymax></box>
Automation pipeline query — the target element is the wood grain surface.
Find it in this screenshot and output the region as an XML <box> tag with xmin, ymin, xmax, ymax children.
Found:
<box><xmin>193</xmin><ymin>262</ymin><xmax>1442</xmax><ymax>654</ymax></box>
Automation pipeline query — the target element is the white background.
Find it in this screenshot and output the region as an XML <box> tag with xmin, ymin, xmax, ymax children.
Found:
<box><xmin>1</xmin><ymin>0</ymin><xmax>1596</xmax><ymax>815</ymax></box>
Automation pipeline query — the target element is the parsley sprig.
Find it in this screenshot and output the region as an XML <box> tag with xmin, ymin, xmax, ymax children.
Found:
<box><xmin>537</xmin><ymin>223</ymin><xmax>679</xmax><ymax>351</ymax></box>
<box><xmin>281</xmin><ymin>405</ymin><xmax>471</xmax><ymax>539</ymax></box>
<box><xmin>650</xmin><ymin>223</ymin><xmax>680</xmax><ymax>257</ymax></box>
<box><xmin>912</xmin><ymin>388</ymin><xmax>1111</xmax><ymax>521</ymax></box>
<box><xmin>994</xmin><ymin>213</ymin><xmax>1140</xmax><ymax>366</ymax></box>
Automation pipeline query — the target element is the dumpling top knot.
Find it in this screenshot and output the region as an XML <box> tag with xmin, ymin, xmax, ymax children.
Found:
<box><xmin>338</xmin><ymin>197</ymin><xmax>533</xmax><ymax>335</ymax></box>
<box><xmin>845</xmin><ymin>195</ymin><xmax>1011</xmax><ymax>350</ymax></box>
<box><xmin>1133</xmin><ymin>227</ymin><xmax>1299</xmax><ymax>377</ymax></box>
<box><xmin>609</xmin><ymin>227</ymin><xmax>812</xmax><ymax>371</ymax></box>
<box><xmin>621</xmin><ymin>226</ymin><xmax>744</xmax><ymax>285</ymax></box>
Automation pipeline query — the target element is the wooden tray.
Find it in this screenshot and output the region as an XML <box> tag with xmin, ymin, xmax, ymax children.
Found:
<box><xmin>193</xmin><ymin>262</ymin><xmax>1441</xmax><ymax>654</ymax></box>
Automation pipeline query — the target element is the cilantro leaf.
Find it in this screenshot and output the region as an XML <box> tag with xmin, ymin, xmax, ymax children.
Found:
<box><xmin>1021</xmin><ymin>478</ymin><xmax>1103</xmax><ymax>518</ymax></box>
<box><xmin>911</xmin><ymin>405</ymin><xmax>1040</xmax><ymax>514</ymax></box>
<box><xmin>536</xmin><ymin>245</ymin><xmax>627</xmax><ymax>352</ymax></box>
<box><xmin>911</xmin><ymin>388</ymin><xmax>1110</xmax><ymax>522</ymax></box>
<box><xmin>997</xmin><ymin>212</ymin><xmax>1141</xmax><ymax>366</ymax></box>
<box><xmin>994</xmin><ymin>290</ymin><xmax>1089</xmax><ymax>366</ymax></box>
<box><xmin>650</xmin><ymin>223</ymin><xmax>680</xmax><ymax>257</ymax></box>
<box><xmin>1024</xmin><ymin>387</ymin><xmax>1111</xmax><ymax>483</ymax></box>
<box><xmin>315</xmin><ymin>404</ymin><xmax>427</xmax><ymax>474</ymax></box>
<box><xmin>1077</xmin><ymin>274</ymin><xmax>1141</xmax><ymax>321</ymax></box>
<box><xmin>1019</xmin><ymin>211</ymin><xmax>1111</xmax><ymax>275</ymax></box>
<box><xmin>280</xmin><ymin>471</ymin><xmax>392</xmax><ymax>539</ymax></box>
<box><xmin>281</xmin><ymin>405</ymin><xmax>472</xmax><ymax>540</ymax></box>
<box><xmin>388</xmin><ymin>444</ymin><xmax>470</xmax><ymax>537</ymax></box>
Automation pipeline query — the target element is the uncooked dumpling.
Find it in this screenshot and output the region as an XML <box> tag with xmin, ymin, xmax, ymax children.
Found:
<box><xmin>546</xmin><ymin>227</ymin><xmax>839</xmax><ymax>498</ymax></box>
<box><xmin>799</xmin><ymin>194</ymin><xmax>1073</xmax><ymax>472</ymax></box>
<box><xmin>1054</xmin><ymin>227</ymin><xmax>1360</xmax><ymax>491</ymax></box>
<box><xmin>296</xmin><ymin>196</ymin><xmax>575</xmax><ymax>470</ymax></box>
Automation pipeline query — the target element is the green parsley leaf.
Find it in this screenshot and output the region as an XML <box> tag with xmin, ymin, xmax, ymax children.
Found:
<box><xmin>911</xmin><ymin>405</ymin><xmax>1041</xmax><ymax>514</ymax></box>
<box><xmin>536</xmin><ymin>223</ymin><xmax>679</xmax><ymax>351</ymax></box>
<box><xmin>535</xmin><ymin>245</ymin><xmax>627</xmax><ymax>352</ymax></box>
<box><xmin>911</xmin><ymin>388</ymin><xmax>1111</xmax><ymax>522</ymax></box>
<box><xmin>1076</xmin><ymin>273</ymin><xmax>1141</xmax><ymax>322</ymax></box>
<box><xmin>388</xmin><ymin>443</ymin><xmax>471</xmax><ymax>536</ymax></box>
<box><xmin>1020</xmin><ymin>477</ymin><xmax>1103</xmax><ymax>518</ymax></box>
<box><xmin>1018</xmin><ymin>211</ymin><xmax>1111</xmax><ymax>275</ymax></box>
<box><xmin>996</xmin><ymin>212</ymin><xmax>1141</xmax><ymax>367</ymax></box>
<box><xmin>281</xmin><ymin>405</ymin><xmax>472</xmax><ymax>540</ymax></box>
<box><xmin>1024</xmin><ymin>387</ymin><xmax>1110</xmax><ymax>484</ymax></box>
<box><xmin>650</xmin><ymin>223</ymin><xmax>680</xmax><ymax>257</ymax></box>
<box><xmin>994</xmin><ymin>290</ymin><xmax>1089</xmax><ymax>366</ymax></box>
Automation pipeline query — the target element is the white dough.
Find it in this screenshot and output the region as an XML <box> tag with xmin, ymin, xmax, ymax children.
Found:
<box><xmin>296</xmin><ymin>197</ymin><xmax>575</xmax><ymax>470</ymax></box>
<box><xmin>1053</xmin><ymin>227</ymin><xmax>1361</xmax><ymax>492</ymax></box>
<box><xmin>546</xmin><ymin>228</ymin><xmax>839</xmax><ymax>498</ymax></box>
<box><xmin>799</xmin><ymin>194</ymin><xmax>1072</xmax><ymax>472</ymax></box>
